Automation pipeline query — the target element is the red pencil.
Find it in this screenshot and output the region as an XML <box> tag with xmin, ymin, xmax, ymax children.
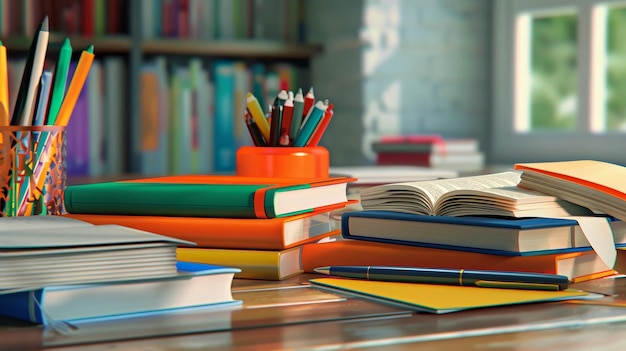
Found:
<box><xmin>302</xmin><ymin>86</ymin><xmax>315</xmax><ymax>120</ymax></box>
<box><xmin>281</xmin><ymin>91</ymin><xmax>294</xmax><ymax>142</ymax></box>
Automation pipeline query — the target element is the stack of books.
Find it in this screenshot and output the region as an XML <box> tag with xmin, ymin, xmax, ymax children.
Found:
<box><xmin>300</xmin><ymin>170</ymin><xmax>626</xmax><ymax>282</ymax></box>
<box><xmin>372</xmin><ymin>134</ymin><xmax>485</xmax><ymax>173</ymax></box>
<box><xmin>0</xmin><ymin>216</ymin><xmax>241</xmax><ymax>329</ymax></box>
<box><xmin>63</xmin><ymin>174</ymin><xmax>357</xmax><ymax>281</ymax></box>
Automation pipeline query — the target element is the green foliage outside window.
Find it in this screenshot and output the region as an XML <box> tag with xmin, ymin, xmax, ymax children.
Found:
<box><xmin>530</xmin><ymin>14</ymin><xmax>577</xmax><ymax>131</ymax></box>
<box><xmin>607</xmin><ymin>7</ymin><xmax>626</xmax><ymax>131</ymax></box>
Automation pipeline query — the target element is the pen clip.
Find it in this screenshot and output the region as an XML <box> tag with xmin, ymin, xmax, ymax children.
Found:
<box><xmin>475</xmin><ymin>280</ymin><xmax>564</xmax><ymax>291</ymax></box>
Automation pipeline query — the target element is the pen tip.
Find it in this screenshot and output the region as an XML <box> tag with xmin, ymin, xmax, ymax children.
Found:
<box><xmin>314</xmin><ymin>267</ymin><xmax>330</xmax><ymax>275</ymax></box>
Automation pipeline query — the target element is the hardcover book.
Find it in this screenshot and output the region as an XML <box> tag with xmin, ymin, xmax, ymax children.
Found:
<box><xmin>359</xmin><ymin>171</ymin><xmax>592</xmax><ymax>218</ymax></box>
<box><xmin>0</xmin><ymin>216</ymin><xmax>193</xmax><ymax>289</ymax></box>
<box><xmin>177</xmin><ymin>235</ymin><xmax>339</xmax><ymax>281</ymax></box>
<box><xmin>515</xmin><ymin>160</ymin><xmax>626</xmax><ymax>222</ymax></box>
<box><xmin>300</xmin><ymin>239</ymin><xmax>617</xmax><ymax>282</ymax></box>
<box><xmin>63</xmin><ymin>174</ymin><xmax>356</xmax><ymax>218</ymax></box>
<box><xmin>341</xmin><ymin>211</ymin><xmax>626</xmax><ymax>256</ymax></box>
<box><xmin>0</xmin><ymin>261</ymin><xmax>241</xmax><ymax>326</ymax></box>
<box><xmin>64</xmin><ymin>206</ymin><xmax>348</xmax><ymax>250</ymax></box>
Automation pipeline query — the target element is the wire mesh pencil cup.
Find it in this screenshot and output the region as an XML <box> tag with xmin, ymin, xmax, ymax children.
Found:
<box><xmin>0</xmin><ymin>125</ymin><xmax>66</xmax><ymax>216</ymax></box>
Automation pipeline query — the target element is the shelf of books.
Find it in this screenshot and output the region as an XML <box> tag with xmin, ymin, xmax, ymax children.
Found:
<box><xmin>1</xmin><ymin>0</ymin><xmax>320</xmax><ymax>177</ymax></box>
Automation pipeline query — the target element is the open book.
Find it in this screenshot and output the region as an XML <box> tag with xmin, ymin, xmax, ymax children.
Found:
<box><xmin>515</xmin><ymin>160</ymin><xmax>626</xmax><ymax>222</ymax></box>
<box><xmin>359</xmin><ymin>171</ymin><xmax>593</xmax><ymax>217</ymax></box>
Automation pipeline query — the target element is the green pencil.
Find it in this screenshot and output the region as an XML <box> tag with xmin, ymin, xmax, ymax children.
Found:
<box><xmin>46</xmin><ymin>37</ymin><xmax>72</xmax><ymax>125</ymax></box>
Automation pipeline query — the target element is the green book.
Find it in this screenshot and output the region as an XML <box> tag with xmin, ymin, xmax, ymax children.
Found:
<box><xmin>63</xmin><ymin>175</ymin><xmax>355</xmax><ymax>218</ymax></box>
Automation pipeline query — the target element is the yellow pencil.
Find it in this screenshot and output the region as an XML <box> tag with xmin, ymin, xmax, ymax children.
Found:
<box><xmin>246</xmin><ymin>92</ymin><xmax>270</xmax><ymax>141</ymax></box>
<box><xmin>54</xmin><ymin>44</ymin><xmax>94</xmax><ymax>127</ymax></box>
<box><xmin>0</xmin><ymin>41</ymin><xmax>9</xmax><ymax>126</ymax></box>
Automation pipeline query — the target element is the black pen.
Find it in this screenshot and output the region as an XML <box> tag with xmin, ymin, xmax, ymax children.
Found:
<box><xmin>314</xmin><ymin>266</ymin><xmax>570</xmax><ymax>291</ymax></box>
<box><xmin>269</xmin><ymin>97</ymin><xmax>284</xmax><ymax>146</ymax></box>
<box><xmin>11</xmin><ymin>16</ymin><xmax>49</xmax><ymax>126</ymax></box>
<box><xmin>244</xmin><ymin>109</ymin><xmax>266</xmax><ymax>146</ymax></box>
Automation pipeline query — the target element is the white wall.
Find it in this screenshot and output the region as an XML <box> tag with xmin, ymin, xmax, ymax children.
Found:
<box><xmin>307</xmin><ymin>0</ymin><xmax>492</xmax><ymax>166</ymax></box>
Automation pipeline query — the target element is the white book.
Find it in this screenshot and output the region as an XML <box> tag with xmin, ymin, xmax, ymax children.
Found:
<box><xmin>0</xmin><ymin>217</ymin><xmax>193</xmax><ymax>290</ymax></box>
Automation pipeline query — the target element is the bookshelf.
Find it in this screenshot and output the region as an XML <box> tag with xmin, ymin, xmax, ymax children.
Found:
<box><xmin>0</xmin><ymin>0</ymin><xmax>322</xmax><ymax>176</ymax></box>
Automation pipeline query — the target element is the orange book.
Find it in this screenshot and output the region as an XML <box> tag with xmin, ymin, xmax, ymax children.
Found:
<box><xmin>514</xmin><ymin>160</ymin><xmax>626</xmax><ymax>222</ymax></box>
<box><xmin>301</xmin><ymin>239</ymin><xmax>617</xmax><ymax>282</ymax></box>
<box><xmin>63</xmin><ymin>205</ymin><xmax>347</xmax><ymax>250</ymax></box>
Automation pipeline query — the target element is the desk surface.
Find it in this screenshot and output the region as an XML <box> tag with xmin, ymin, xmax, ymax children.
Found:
<box><xmin>2</xmin><ymin>275</ymin><xmax>626</xmax><ymax>350</ymax></box>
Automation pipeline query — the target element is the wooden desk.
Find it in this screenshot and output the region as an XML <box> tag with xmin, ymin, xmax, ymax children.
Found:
<box><xmin>2</xmin><ymin>275</ymin><xmax>626</xmax><ymax>350</ymax></box>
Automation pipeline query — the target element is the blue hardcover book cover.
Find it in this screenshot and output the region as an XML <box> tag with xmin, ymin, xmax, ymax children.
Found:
<box><xmin>341</xmin><ymin>210</ymin><xmax>623</xmax><ymax>256</ymax></box>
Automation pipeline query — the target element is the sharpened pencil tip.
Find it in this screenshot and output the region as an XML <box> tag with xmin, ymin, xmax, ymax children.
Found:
<box><xmin>86</xmin><ymin>44</ymin><xmax>94</xmax><ymax>54</ymax></box>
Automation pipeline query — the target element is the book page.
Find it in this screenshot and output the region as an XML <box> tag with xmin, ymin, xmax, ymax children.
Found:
<box><xmin>360</xmin><ymin>172</ymin><xmax>521</xmax><ymax>214</ymax></box>
<box><xmin>0</xmin><ymin>224</ymin><xmax>193</xmax><ymax>249</ymax></box>
<box><xmin>0</xmin><ymin>216</ymin><xmax>92</xmax><ymax>233</ymax></box>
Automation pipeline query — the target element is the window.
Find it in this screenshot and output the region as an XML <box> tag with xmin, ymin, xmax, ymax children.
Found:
<box><xmin>492</xmin><ymin>0</ymin><xmax>626</xmax><ymax>165</ymax></box>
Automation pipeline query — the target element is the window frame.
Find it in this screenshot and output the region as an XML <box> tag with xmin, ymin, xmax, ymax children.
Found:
<box><xmin>492</xmin><ymin>0</ymin><xmax>626</xmax><ymax>165</ymax></box>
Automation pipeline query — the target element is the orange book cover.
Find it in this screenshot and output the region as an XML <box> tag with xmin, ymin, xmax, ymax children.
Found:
<box><xmin>63</xmin><ymin>204</ymin><xmax>350</xmax><ymax>250</ymax></box>
<box><xmin>514</xmin><ymin>160</ymin><xmax>626</xmax><ymax>222</ymax></box>
<box><xmin>514</xmin><ymin>160</ymin><xmax>626</xmax><ymax>200</ymax></box>
<box><xmin>301</xmin><ymin>239</ymin><xmax>616</xmax><ymax>282</ymax></box>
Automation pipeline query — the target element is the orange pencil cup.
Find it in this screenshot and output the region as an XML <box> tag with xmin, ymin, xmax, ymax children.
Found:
<box><xmin>236</xmin><ymin>146</ymin><xmax>330</xmax><ymax>178</ymax></box>
<box><xmin>0</xmin><ymin>125</ymin><xmax>66</xmax><ymax>217</ymax></box>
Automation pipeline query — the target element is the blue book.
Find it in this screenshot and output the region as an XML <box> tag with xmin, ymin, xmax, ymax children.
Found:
<box><xmin>341</xmin><ymin>210</ymin><xmax>626</xmax><ymax>256</ymax></box>
<box><xmin>0</xmin><ymin>262</ymin><xmax>241</xmax><ymax>326</ymax></box>
<box><xmin>212</xmin><ymin>60</ymin><xmax>236</xmax><ymax>173</ymax></box>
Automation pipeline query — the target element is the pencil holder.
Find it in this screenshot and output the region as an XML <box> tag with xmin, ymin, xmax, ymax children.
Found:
<box><xmin>236</xmin><ymin>146</ymin><xmax>330</xmax><ymax>178</ymax></box>
<box><xmin>0</xmin><ymin>126</ymin><xmax>66</xmax><ymax>216</ymax></box>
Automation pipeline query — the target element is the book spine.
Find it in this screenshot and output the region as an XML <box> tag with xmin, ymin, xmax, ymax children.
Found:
<box><xmin>177</xmin><ymin>247</ymin><xmax>293</xmax><ymax>280</ymax></box>
<box><xmin>212</xmin><ymin>60</ymin><xmax>236</xmax><ymax>173</ymax></box>
<box><xmin>65</xmin><ymin>62</ymin><xmax>91</xmax><ymax>176</ymax></box>
<box><xmin>0</xmin><ymin>290</ymin><xmax>43</xmax><ymax>323</ymax></box>
<box><xmin>139</xmin><ymin>63</ymin><xmax>162</xmax><ymax>175</ymax></box>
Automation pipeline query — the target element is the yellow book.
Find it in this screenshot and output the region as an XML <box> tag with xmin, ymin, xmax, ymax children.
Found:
<box><xmin>177</xmin><ymin>235</ymin><xmax>338</xmax><ymax>280</ymax></box>
<box><xmin>309</xmin><ymin>278</ymin><xmax>593</xmax><ymax>314</ymax></box>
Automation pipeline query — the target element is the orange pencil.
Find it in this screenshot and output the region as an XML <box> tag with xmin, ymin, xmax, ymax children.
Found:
<box><xmin>0</xmin><ymin>41</ymin><xmax>8</xmax><ymax>126</ymax></box>
<box><xmin>307</xmin><ymin>103</ymin><xmax>334</xmax><ymax>146</ymax></box>
<box><xmin>23</xmin><ymin>44</ymin><xmax>93</xmax><ymax>214</ymax></box>
<box><xmin>54</xmin><ymin>44</ymin><xmax>94</xmax><ymax>127</ymax></box>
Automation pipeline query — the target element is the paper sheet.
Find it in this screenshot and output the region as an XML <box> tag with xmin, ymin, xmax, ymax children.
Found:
<box><xmin>563</xmin><ymin>216</ymin><xmax>616</xmax><ymax>269</ymax></box>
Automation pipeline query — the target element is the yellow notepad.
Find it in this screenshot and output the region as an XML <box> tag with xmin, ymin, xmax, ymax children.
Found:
<box><xmin>310</xmin><ymin>278</ymin><xmax>592</xmax><ymax>314</ymax></box>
